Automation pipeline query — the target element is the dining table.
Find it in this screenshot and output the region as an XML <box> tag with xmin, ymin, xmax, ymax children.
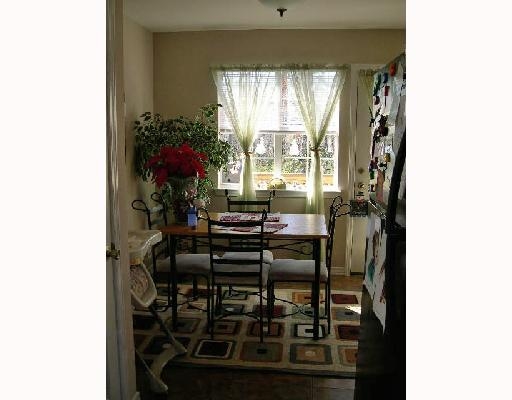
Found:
<box><xmin>159</xmin><ymin>212</ymin><xmax>329</xmax><ymax>340</ymax></box>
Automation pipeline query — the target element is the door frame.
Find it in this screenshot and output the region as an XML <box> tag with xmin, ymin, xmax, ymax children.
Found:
<box><xmin>106</xmin><ymin>0</ymin><xmax>138</xmax><ymax>399</ymax></box>
<box><xmin>344</xmin><ymin>64</ymin><xmax>381</xmax><ymax>275</ymax></box>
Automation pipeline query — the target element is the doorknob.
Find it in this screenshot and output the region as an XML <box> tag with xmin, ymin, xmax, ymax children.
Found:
<box><xmin>106</xmin><ymin>243</ymin><xmax>120</xmax><ymax>260</ymax></box>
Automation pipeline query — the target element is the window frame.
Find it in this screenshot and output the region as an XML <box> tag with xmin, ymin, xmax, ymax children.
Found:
<box><xmin>217</xmin><ymin>69</ymin><xmax>341</xmax><ymax>193</ymax></box>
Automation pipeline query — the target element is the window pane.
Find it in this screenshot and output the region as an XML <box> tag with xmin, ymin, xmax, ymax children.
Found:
<box><xmin>317</xmin><ymin>134</ymin><xmax>337</xmax><ymax>157</ymax></box>
<box><xmin>321</xmin><ymin>159</ymin><xmax>334</xmax><ymax>175</ymax></box>
<box><xmin>281</xmin><ymin>133</ymin><xmax>308</xmax><ymax>157</ymax></box>
<box><xmin>282</xmin><ymin>158</ymin><xmax>307</xmax><ymax>174</ymax></box>
<box><xmin>253</xmin><ymin>134</ymin><xmax>274</xmax><ymax>157</ymax></box>
<box><xmin>254</xmin><ymin>159</ymin><xmax>274</xmax><ymax>189</ymax></box>
<box><xmin>221</xmin><ymin>159</ymin><xmax>241</xmax><ymax>184</ymax></box>
<box><xmin>220</xmin><ymin>132</ymin><xmax>242</xmax><ymax>154</ymax></box>
<box><xmin>282</xmin><ymin>159</ymin><xmax>307</xmax><ymax>190</ymax></box>
<box><xmin>282</xmin><ymin>158</ymin><xmax>307</xmax><ymax>190</ymax></box>
<box><xmin>254</xmin><ymin>158</ymin><xmax>274</xmax><ymax>173</ymax></box>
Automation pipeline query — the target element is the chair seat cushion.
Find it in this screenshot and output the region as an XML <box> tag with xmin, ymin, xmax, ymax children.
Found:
<box><xmin>213</xmin><ymin>263</ymin><xmax>269</xmax><ymax>286</ymax></box>
<box><xmin>156</xmin><ymin>254</ymin><xmax>211</xmax><ymax>275</ymax></box>
<box><xmin>221</xmin><ymin>250</ymin><xmax>273</xmax><ymax>265</ymax></box>
<box><xmin>268</xmin><ymin>259</ymin><xmax>328</xmax><ymax>283</ymax></box>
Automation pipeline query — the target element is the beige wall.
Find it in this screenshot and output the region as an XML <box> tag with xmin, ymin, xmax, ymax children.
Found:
<box><xmin>148</xmin><ymin>29</ymin><xmax>405</xmax><ymax>272</ymax></box>
<box><xmin>123</xmin><ymin>17</ymin><xmax>155</xmax><ymax>229</ymax></box>
<box><xmin>153</xmin><ymin>29</ymin><xmax>405</xmax><ymax>117</ymax></box>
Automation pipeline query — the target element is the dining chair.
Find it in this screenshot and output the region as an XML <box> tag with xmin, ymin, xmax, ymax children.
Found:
<box><xmin>200</xmin><ymin>208</ymin><xmax>269</xmax><ymax>343</ymax></box>
<box><xmin>222</xmin><ymin>189</ymin><xmax>276</xmax><ymax>296</ymax></box>
<box><xmin>131</xmin><ymin>193</ymin><xmax>211</xmax><ymax>307</ymax></box>
<box><xmin>131</xmin><ymin>195</ymin><xmax>168</xmax><ymax>277</ymax></box>
<box><xmin>267</xmin><ymin>196</ymin><xmax>351</xmax><ymax>335</ymax></box>
<box><xmin>224</xmin><ymin>189</ymin><xmax>276</xmax><ymax>213</ymax></box>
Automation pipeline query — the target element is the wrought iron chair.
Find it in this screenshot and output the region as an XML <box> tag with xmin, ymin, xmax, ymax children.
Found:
<box><xmin>131</xmin><ymin>194</ymin><xmax>168</xmax><ymax>277</ymax></box>
<box><xmin>201</xmin><ymin>208</ymin><xmax>270</xmax><ymax>343</ymax></box>
<box><xmin>224</xmin><ymin>188</ymin><xmax>275</xmax><ymax>213</ymax></box>
<box><xmin>222</xmin><ymin>189</ymin><xmax>276</xmax><ymax>297</ymax></box>
<box><xmin>267</xmin><ymin>196</ymin><xmax>351</xmax><ymax>335</ymax></box>
<box><xmin>131</xmin><ymin>193</ymin><xmax>210</xmax><ymax>309</ymax></box>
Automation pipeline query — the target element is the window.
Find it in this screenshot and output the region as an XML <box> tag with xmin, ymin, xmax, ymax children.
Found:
<box><xmin>218</xmin><ymin>70</ymin><xmax>340</xmax><ymax>191</ymax></box>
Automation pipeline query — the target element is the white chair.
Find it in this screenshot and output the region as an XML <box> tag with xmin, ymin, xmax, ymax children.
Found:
<box><xmin>128</xmin><ymin>230</ymin><xmax>187</xmax><ymax>393</ymax></box>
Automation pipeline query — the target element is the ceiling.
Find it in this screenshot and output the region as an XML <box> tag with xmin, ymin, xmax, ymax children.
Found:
<box><xmin>124</xmin><ymin>0</ymin><xmax>406</xmax><ymax>32</ymax></box>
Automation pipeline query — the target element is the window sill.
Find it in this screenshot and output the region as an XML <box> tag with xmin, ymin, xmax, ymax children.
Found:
<box><xmin>214</xmin><ymin>188</ymin><xmax>342</xmax><ymax>199</ymax></box>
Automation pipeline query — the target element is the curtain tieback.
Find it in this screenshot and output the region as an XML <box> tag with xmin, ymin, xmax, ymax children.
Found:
<box><xmin>243</xmin><ymin>151</ymin><xmax>253</xmax><ymax>157</ymax></box>
<box><xmin>309</xmin><ymin>147</ymin><xmax>320</xmax><ymax>154</ymax></box>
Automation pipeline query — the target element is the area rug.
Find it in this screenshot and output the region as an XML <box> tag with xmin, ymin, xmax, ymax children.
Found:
<box><xmin>133</xmin><ymin>284</ymin><xmax>361</xmax><ymax>377</ymax></box>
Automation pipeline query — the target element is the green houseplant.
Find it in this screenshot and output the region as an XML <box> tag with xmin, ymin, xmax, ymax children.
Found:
<box><xmin>134</xmin><ymin>103</ymin><xmax>233</xmax><ymax>214</ymax></box>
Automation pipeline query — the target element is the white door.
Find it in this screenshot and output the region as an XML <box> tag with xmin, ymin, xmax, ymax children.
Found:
<box><xmin>106</xmin><ymin>0</ymin><xmax>137</xmax><ymax>399</ymax></box>
<box><xmin>106</xmin><ymin>180</ymin><xmax>122</xmax><ymax>399</ymax></box>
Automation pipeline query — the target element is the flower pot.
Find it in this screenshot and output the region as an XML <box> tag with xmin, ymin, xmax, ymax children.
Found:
<box><xmin>172</xmin><ymin>199</ymin><xmax>190</xmax><ymax>224</ymax></box>
<box><xmin>167</xmin><ymin>176</ymin><xmax>198</xmax><ymax>224</ymax></box>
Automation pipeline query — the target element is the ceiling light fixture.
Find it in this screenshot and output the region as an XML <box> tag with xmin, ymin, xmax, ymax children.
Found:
<box><xmin>258</xmin><ymin>0</ymin><xmax>304</xmax><ymax>17</ymax></box>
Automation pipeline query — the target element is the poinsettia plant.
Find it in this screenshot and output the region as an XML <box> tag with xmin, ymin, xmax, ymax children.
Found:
<box><xmin>145</xmin><ymin>143</ymin><xmax>208</xmax><ymax>188</ymax></box>
<box><xmin>134</xmin><ymin>103</ymin><xmax>234</xmax><ymax>204</ymax></box>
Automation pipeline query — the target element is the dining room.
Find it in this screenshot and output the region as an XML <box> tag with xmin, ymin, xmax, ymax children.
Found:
<box><xmin>119</xmin><ymin>0</ymin><xmax>405</xmax><ymax>399</ymax></box>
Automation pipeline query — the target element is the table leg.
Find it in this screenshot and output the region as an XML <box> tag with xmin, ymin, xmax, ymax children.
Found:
<box><xmin>169</xmin><ymin>236</ymin><xmax>178</xmax><ymax>331</ymax></box>
<box><xmin>312</xmin><ymin>238</ymin><xmax>321</xmax><ymax>340</ymax></box>
<box><xmin>192</xmin><ymin>237</ymin><xmax>198</xmax><ymax>298</ymax></box>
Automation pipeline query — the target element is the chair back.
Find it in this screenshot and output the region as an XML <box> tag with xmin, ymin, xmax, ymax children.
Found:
<box><xmin>131</xmin><ymin>192</ymin><xmax>170</xmax><ymax>258</ymax></box>
<box><xmin>131</xmin><ymin>192</ymin><xmax>169</xmax><ymax>229</ymax></box>
<box><xmin>150</xmin><ymin>192</ymin><xmax>170</xmax><ymax>226</ymax></box>
<box><xmin>224</xmin><ymin>189</ymin><xmax>275</xmax><ymax>213</ymax></box>
<box><xmin>200</xmin><ymin>208</ymin><xmax>267</xmax><ymax>282</ymax></box>
<box><xmin>325</xmin><ymin>196</ymin><xmax>352</xmax><ymax>270</ymax></box>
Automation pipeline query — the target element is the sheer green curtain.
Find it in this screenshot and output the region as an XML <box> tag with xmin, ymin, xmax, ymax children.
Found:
<box><xmin>212</xmin><ymin>67</ymin><xmax>276</xmax><ymax>201</ymax></box>
<box><xmin>289</xmin><ymin>68</ymin><xmax>347</xmax><ymax>214</ymax></box>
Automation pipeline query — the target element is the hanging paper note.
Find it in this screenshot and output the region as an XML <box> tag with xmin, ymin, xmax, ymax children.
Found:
<box><xmin>389</xmin><ymin>62</ymin><xmax>397</xmax><ymax>77</ymax></box>
<box><xmin>397</xmin><ymin>62</ymin><xmax>405</xmax><ymax>94</ymax></box>
<box><xmin>388</xmin><ymin>82</ymin><xmax>401</xmax><ymax>126</ymax></box>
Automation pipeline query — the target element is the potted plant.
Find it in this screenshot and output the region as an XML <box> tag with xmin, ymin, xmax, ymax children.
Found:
<box><xmin>134</xmin><ymin>103</ymin><xmax>233</xmax><ymax>218</ymax></box>
<box><xmin>144</xmin><ymin>143</ymin><xmax>207</xmax><ymax>222</ymax></box>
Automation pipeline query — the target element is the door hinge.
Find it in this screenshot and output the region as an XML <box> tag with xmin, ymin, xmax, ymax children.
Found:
<box><xmin>106</xmin><ymin>243</ymin><xmax>121</xmax><ymax>260</ymax></box>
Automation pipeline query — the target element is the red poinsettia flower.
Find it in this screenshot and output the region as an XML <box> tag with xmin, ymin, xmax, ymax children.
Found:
<box><xmin>145</xmin><ymin>143</ymin><xmax>209</xmax><ymax>188</ymax></box>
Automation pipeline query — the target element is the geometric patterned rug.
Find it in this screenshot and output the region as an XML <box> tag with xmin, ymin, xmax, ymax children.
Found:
<box><xmin>133</xmin><ymin>284</ymin><xmax>361</xmax><ymax>377</ymax></box>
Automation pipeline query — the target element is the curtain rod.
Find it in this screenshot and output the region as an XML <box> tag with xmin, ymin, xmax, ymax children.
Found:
<box><xmin>210</xmin><ymin>64</ymin><xmax>349</xmax><ymax>71</ymax></box>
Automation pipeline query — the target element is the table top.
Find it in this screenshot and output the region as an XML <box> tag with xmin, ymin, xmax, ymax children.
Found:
<box><xmin>159</xmin><ymin>213</ymin><xmax>328</xmax><ymax>240</ymax></box>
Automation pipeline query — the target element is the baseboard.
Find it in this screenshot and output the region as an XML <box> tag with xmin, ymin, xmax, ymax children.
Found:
<box><xmin>331</xmin><ymin>266</ymin><xmax>348</xmax><ymax>276</ymax></box>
